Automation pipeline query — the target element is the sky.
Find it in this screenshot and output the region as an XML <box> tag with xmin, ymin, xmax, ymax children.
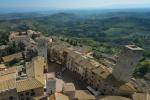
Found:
<box><xmin>0</xmin><ymin>0</ymin><xmax>150</xmax><ymax>10</ymax></box>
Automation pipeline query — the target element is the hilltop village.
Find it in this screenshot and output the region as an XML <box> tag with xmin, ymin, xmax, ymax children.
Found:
<box><xmin>0</xmin><ymin>30</ymin><xmax>149</xmax><ymax>100</ymax></box>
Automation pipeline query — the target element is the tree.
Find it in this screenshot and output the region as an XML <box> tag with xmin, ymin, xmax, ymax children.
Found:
<box><xmin>134</xmin><ymin>59</ymin><xmax>150</xmax><ymax>77</ymax></box>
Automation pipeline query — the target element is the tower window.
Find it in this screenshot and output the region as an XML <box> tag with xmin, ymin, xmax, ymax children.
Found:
<box><xmin>26</xmin><ymin>97</ymin><xmax>30</xmax><ymax>100</ymax></box>
<box><xmin>30</xmin><ymin>89</ymin><xmax>35</xmax><ymax>96</ymax></box>
<box><xmin>25</xmin><ymin>92</ymin><xmax>29</xmax><ymax>95</ymax></box>
<box><xmin>20</xmin><ymin>93</ymin><xmax>24</xmax><ymax>97</ymax></box>
<box><xmin>9</xmin><ymin>96</ymin><xmax>13</xmax><ymax>100</ymax></box>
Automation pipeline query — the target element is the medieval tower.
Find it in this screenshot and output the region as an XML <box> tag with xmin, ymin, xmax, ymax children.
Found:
<box><xmin>26</xmin><ymin>56</ymin><xmax>46</xmax><ymax>84</ymax></box>
<box><xmin>36</xmin><ymin>36</ymin><xmax>49</xmax><ymax>71</ymax></box>
<box><xmin>112</xmin><ymin>45</ymin><xmax>143</xmax><ymax>82</ymax></box>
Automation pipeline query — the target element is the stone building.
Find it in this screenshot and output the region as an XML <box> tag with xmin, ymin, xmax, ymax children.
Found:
<box><xmin>63</xmin><ymin>83</ymin><xmax>76</xmax><ymax>100</ymax></box>
<box><xmin>98</xmin><ymin>96</ymin><xmax>132</xmax><ymax>100</ymax></box>
<box><xmin>24</xmin><ymin>44</ymin><xmax>38</xmax><ymax>61</ymax></box>
<box><xmin>26</xmin><ymin>56</ymin><xmax>46</xmax><ymax>85</ymax></box>
<box><xmin>9</xmin><ymin>32</ymin><xmax>19</xmax><ymax>42</ymax></box>
<box><xmin>27</xmin><ymin>30</ymin><xmax>42</xmax><ymax>38</ymax></box>
<box><xmin>65</xmin><ymin>51</ymin><xmax>83</xmax><ymax>72</ymax></box>
<box><xmin>0</xmin><ymin>67</ymin><xmax>17</xmax><ymax>81</ymax></box>
<box><xmin>47</xmin><ymin>42</ymin><xmax>148</xmax><ymax>96</ymax></box>
<box><xmin>0</xmin><ymin>78</ymin><xmax>44</xmax><ymax>100</ymax></box>
<box><xmin>48</xmin><ymin>44</ymin><xmax>64</xmax><ymax>64</ymax></box>
<box><xmin>9</xmin><ymin>32</ymin><xmax>31</xmax><ymax>46</ymax></box>
<box><xmin>0</xmin><ymin>64</ymin><xmax>6</xmax><ymax>71</ymax></box>
<box><xmin>48</xmin><ymin>41</ymin><xmax>71</xmax><ymax>65</ymax></box>
<box><xmin>49</xmin><ymin>93</ymin><xmax>69</xmax><ymax>100</ymax></box>
<box><xmin>46</xmin><ymin>73</ymin><xmax>56</xmax><ymax>95</ymax></box>
<box><xmin>63</xmin><ymin>49</ymin><xmax>116</xmax><ymax>95</ymax></box>
<box><xmin>17</xmin><ymin>78</ymin><xmax>44</xmax><ymax>100</ymax></box>
<box><xmin>82</xmin><ymin>59</ymin><xmax>101</xmax><ymax>83</ymax></box>
<box><xmin>1</xmin><ymin>52</ymin><xmax>23</xmax><ymax>65</ymax></box>
<box><xmin>90</xmin><ymin>65</ymin><xmax>114</xmax><ymax>94</ymax></box>
<box><xmin>132</xmin><ymin>93</ymin><xmax>150</xmax><ymax>100</ymax></box>
<box><xmin>144</xmin><ymin>73</ymin><xmax>150</xmax><ymax>81</ymax></box>
<box><xmin>0</xmin><ymin>79</ymin><xmax>18</xmax><ymax>100</ymax></box>
<box><xmin>36</xmin><ymin>37</ymin><xmax>52</xmax><ymax>70</ymax></box>
<box><xmin>75</xmin><ymin>90</ymin><xmax>96</xmax><ymax>100</ymax></box>
<box><xmin>36</xmin><ymin>37</ymin><xmax>48</xmax><ymax>60</ymax></box>
<box><xmin>0</xmin><ymin>70</ymin><xmax>44</xmax><ymax>100</ymax></box>
<box><xmin>113</xmin><ymin>45</ymin><xmax>143</xmax><ymax>82</ymax></box>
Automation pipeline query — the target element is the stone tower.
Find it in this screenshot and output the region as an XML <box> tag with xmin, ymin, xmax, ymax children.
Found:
<box><xmin>112</xmin><ymin>45</ymin><xmax>143</xmax><ymax>82</ymax></box>
<box><xmin>36</xmin><ymin>37</ymin><xmax>49</xmax><ymax>70</ymax></box>
<box><xmin>36</xmin><ymin>37</ymin><xmax>48</xmax><ymax>60</ymax></box>
<box><xmin>26</xmin><ymin>56</ymin><xmax>46</xmax><ymax>84</ymax></box>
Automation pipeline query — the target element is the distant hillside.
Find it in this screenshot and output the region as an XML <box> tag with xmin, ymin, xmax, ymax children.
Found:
<box><xmin>0</xmin><ymin>12</ymin><xmax>150</xmax><ymax>57</ymax></box>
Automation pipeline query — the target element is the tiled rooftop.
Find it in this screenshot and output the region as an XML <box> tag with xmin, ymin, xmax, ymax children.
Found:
<box><xmin>63</xmin><ymin>83</ymin><xmax>75</xmax><ymax>92</ymax></box>
<box><xmin>92</xmin><ymin>64</ymin><xmax>112</xmax><ymax>79</ymax></box>
<box><xmin>49</xmin><ymin>93</ymin><xmax>69</xmax><ymax>100</ymax></box>
<box><xmin>0</xmin><ymin>67</ymin><xmax>17</xmax><ymax>81</ymax></box>
<box><xmin>132</xmin><ymin>93</ymin><xmax>150</xmax><ymax>100</ymax></box>
<box><xmin>119</xmin><ymin>82</ymin><xmax>138</xmax><ymax>92</ymax></box>
<box><xmin>16</xmin><ymin>78</ymin><xmax>44</xmax><ymax>92</ymax></box>
<box><xmin>99</xmin><ymin>96</ymin><xmax>132</xmax><ymax>100</ymax></box>
<box><xmin>2</xmin><ymin>52</ymin><xmax>23</xmax><ymax>63</ymax></box>
<box><xmin>0</xmin><ymin>64</ymin><xmax>6</xmax><ymax>69</ymax></box>
<box><xmin>75</xmin><ymin>90</ymin><xmax>96</xmax><ymax>100</ymax></box>
<box><xmin>0</xmin><ymin>67</ymin><xmax>16</xmax><ymax>75</ymax></box>
<box><xmin>0</xmin><ymin>79</ymin><xmax>16</xmax><ymax>93</ymax></box>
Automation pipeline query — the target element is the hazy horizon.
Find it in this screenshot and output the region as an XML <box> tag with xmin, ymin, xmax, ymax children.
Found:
<box><xmin>1</xmin><ymin>8</ymin><xmax>150</xmax><ymax>14</ymax></box>
<box><xmin>0</xmin><ymin>0</ymin><xmax>150</xmax><ymax>13</ymax></box>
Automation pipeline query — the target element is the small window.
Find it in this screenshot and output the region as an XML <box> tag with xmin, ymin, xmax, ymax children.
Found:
<box><xmin>98</xmin><ymin>80</ymin><xmax>101</xmax><ymax>83</ymax></box>
<box><xmin>95</xmin><ymin>88</ymin><xmax>98</xmax><ymax>91</ymax></box>
<box><xmin>26</xmin><ymin>97</ymin><xmax>30</xmax><ymax>100</ymax></box>
<box><xmin>25</xmin><ymin>92</ymin><xmax>29</xmax><ymax>95</ymax></box>
<box><xmin>112</xmin><ymin>89</ymin><xmax>114</xmax><ymax>92</ymax></box>
<box><xmin>103</xmin><ymin>89</ymin><xmax>106</xmax><ymax>92</ymax></box>
<box><xmin>44</xmin><ymin>88</ymin><xmax>47</xmax><ymax>92</ymax></box>
<box><xmin>92</xmin><ymin>72</ymin><xmax>94</xmax><ymax>75</ymax></box>
<box><xmin>101</xmin><ymin>71</ymin><xmax>104</xmax><ymax>74</ymax></box>
<box><xmin>20</xmin><ymin>93</ymin><xmax>24</xmax><ymax>97</ymax></box>
<box><xmin>9</xmin><ymin>96</ymin><xmax>13</xmax><ymax>100</ymax></box>
<box><xmin>30</xmin><ymin>89</ymin><xmax>35</xmax><ymax>96</ymax></box>
<box><xmin>131</xmin><ymin>62</ymin><xmax>133</xmax><ymax>66</ymax></box>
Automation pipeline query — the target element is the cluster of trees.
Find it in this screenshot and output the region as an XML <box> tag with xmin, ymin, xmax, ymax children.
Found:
<box><xmin>0</xmin><ymin>42</ymin><xmax>25</xmax><ymax>57</ymax></box>
<box><xmin>134</xmin><ymin>59</ymin><xmax>150</xmax><ymax>77</ymax></box>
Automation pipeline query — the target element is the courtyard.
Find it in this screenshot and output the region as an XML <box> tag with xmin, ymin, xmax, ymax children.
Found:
<box><xmin>48</xmin><ymin>62</ymin><xmax>88</xmax><ymax>90</ymax></box>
